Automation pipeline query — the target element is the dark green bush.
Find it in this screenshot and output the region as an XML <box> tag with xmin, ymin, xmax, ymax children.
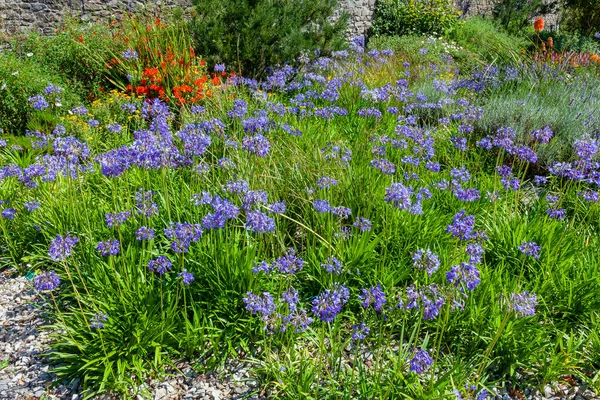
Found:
<box><xmin>370</xmin><ymin>0</ymin><xmax>461</xmax><ymax>37</ymax></box>
<box><xmin>492</xmin><ymin>0</ymin><xmax>557</xmax><ymax>34</ymax></box>
<box><xmin>536</xmin><ymin>31</ymin><xmax>600</xmax><ymax>54</ymax></box>
<box><xmin>561</xmin><ymin>0</ymin><xmax>600</xmax><ymax>36</ymax></box>
<box><xmin>0</xmin><ymin>53</ymin><xmax>81</xmax><ymax>135</ymax></box>
<box><xmin>189</xmin><ymin>0</ymin><xmax>347</xmax><ymax>78</ymax></box>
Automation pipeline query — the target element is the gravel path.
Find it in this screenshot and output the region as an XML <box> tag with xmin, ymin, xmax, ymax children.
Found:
<box><xmin>1</xmin><ymin>270</ymin><xmax>598</xmax><ymax>400</ymax></box>
<box><xmin>0</xmin><ymin>270</ymin><xmax>261</xmax><ymax>400</ymax></box>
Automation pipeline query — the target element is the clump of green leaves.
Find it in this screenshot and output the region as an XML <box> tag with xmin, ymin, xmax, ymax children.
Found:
<box><xmin>189</xmin><ymin>0</ymin><xmax>347</xmax><ymax>78</ymax></box>
<box><xmin>370</xmin><ymin>0</ymin><xmax>461</xmax><ymax>37</ymax></box>
<box><xmin>15</xmin><ymin>23</ymin><xmax>117</xmax><ymax>99</ymax></box>
<box><xmin>492</xmin><ymin>0</ymin><xmax>557</xmax><ymax>34</ymax></box>
<box><xmin>561</xmin><ymin>0</ymin><xmax>600</xmax><ymax>36</ymax></box>
<box><xmin>0</xmin><ymin>53</ymin><xmax>80</xmax><ymax>135</ymax></box>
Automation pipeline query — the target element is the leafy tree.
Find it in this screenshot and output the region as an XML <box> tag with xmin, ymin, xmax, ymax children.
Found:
<box><xmin>189</xmin><ymin>0</ymin><xmax>347</xmax><ymax>78</ymax></box>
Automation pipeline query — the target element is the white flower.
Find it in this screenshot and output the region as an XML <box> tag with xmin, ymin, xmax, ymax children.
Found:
<box><xmin>11</xmin><ymin>71</ymin><xmax>19</xmax><ymax>76</ymax></box>
<box><xmin>26</xmin><ymin>53</ymin><xmax>33</xmax><ymax>57</ymax></box>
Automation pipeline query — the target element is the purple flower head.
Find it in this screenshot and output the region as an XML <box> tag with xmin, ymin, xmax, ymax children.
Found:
<box><xmin>24</xmin><ymin>201</ymin><xmax>40</xmax><ymax>212</ymax></box>
<box><xmin>451</xmin><ymin>136</ymin><xmax>468</xmax><ymax>151</ymax></box>
<box><xmin>447</xmin><ymin>262</ymin><xmax>480</xmax><ymax>291</ymax></box>
<box><xmin>224</xmin><ymin>179</ymin><xmax>249</xmax><ymax>194</ymax></box>
<box><xmin>466</xmin><ymin>243</ymin><xmax>485</xmax><ymax>264</ymax></box>
<box><xmin>71</xmin><ymin>105</ymin><xmax>89</xmax><ymax>116</ymax></box>
<box><xmin>34</xmin><ymin>271</ymin><xmax>61</xmax><ymax>291</ymax></box>
<box><xmin>164</xmin><ymin>222</ymin><xmax>203</xmax><ymax>253</ymax></box>
<box><xmin>48</xmin><ymin>233</ymin><xmax>79</xmax><ymax>261</ymax></box>
<box><xmin>191</xmin><ymin>106</ymin><xmax>206</xmax><ymax>114</ymax></box>
<box><xmin>534</xmin><ymin>175</ymin><xmax>547</xmax><ymax>185</ymax></box>
<box><xmin>321</xmin><ymin>256</ymin><xmax>343</xmax><ymax>274</ymax></box>
<box><xmin>267</xmin><ymin>201</ymin><xmax>286</xmax><ymax>214</ymax></box>
<box><xmin>177</xmin><ymin>125</ymin><xmax>212</xmax><ymax>157</ymax></box>
<box><xmin>148</xmin><ymin>256</ymin><xmax>172</xmax><ymax>274</ymax></box>
<box><xmin>273</xmin><ymin>248</ymin><xmax>304</xmax><ymax>274</ymax></box>
<box><xmin>446</xmin><ymin>210</ymin><xmax>475</xmax><ymax>240</ymax></box>
<box><xmin>359</xmin><ymin>285</ymin><xmax>387</xmax><ymax>312</ymax></box>
<box><xmin>546</xmin><ymin>208</ymin><xmax>566</xmax><ymax>220</ymax></box>
<box><xmin>120</xmin><ymin>217</ymin><xmax>147</xmax><ymax>237</ymax></box>
<box><xmin>96</xmin><ymin>239</ymin><xmax>120</xmax><ymax>256</ymax></box>
<box><xmin>90</xmin><ymin>313</ymin><xmax>108</xmax><ymax>329</ymax></box>
<box><xmin>352</xmin><ymin>322</ymin><xmax>370</xmax><ymax>341</ymax></box>
<box><xmin>385</xmin><ymin>182</ymin><xmax>413</xmax><ymax>211</ymax></box>
<box><xmin>1</xmin><ymin>208</ymin><xmax>17</xmax><ymax>220</ymax></box>
<box><xmin>135</xmin><ymin>188</ymin><xmax>159</xmax><ymax>218</ymax></box>
<box><xmin>313</xmin><ymin>199</ymin><xmax>332</xmax><ymax>213</ymax></box>
<box><xmin>353</xmin><ymin>217</ymin><xmax>372</xmax><ymax>232</ymax></box>
<box><xmin>531</xmin><ymin>126</ymin><xmax>553</xmax><ymax>144</ymax></box>
<box><xmin>28</xmin><ymin>94</ymin><xmax>49</xmax><ymax>110</ymax></box>
<box><xmin>370</xmin><ymin>158</ymin><xmax>396</xmax><ymax>175</ymax></box>
<box><xmin>244</xmin><ymin>292</ymin><xmax>276</xmax><ymax>317</ymax></box>
<box><xmin>579</xmin><ymin>190</ymin><xmax>599</xmax><ymax>203</ymax></box>
<box><xmin>227</xmin><ymin>99</ymin><xmax>248</xmax><ymax>118</ymax></box>
<box><xmin>241</xmin><ymin>190</ymin><xmax>268</xmax><ymax>211</ymax></box>
<box><xmin>450</xmin><ymin>166</ymin><xmax>471</xmax><ymax>183</ymax></box>
<box><xmin>282</xmin><ymin>309</ymin><xmax>313</xmax><ymax>333</ymax></box>
<box><xmin>44</xmin><ymin>84</ymin><xmax>62</xmax><ymax>95</ymax></box>
<box><xmin>246</xmin><ymin>211</ymin><xmax>275</xmax><ymax>233</ymax></box>
<box><xmin>574</xmin><ymin>138</ymin><xmax>598</xmax><ymax>161</ymax></box>
<box><xmin>509</xmin><ymin>291</ymin><xmax>537</xmax><ymax>316</ymax></box>
<box><xmin>214</xmin><ymin>63</ymin><xmax>226</xmax><ymax>72</ymax></box>
<box><xmin>106</xmin><ymin>123</ymin><xmax>122</xmax><ymax>134</ymax></box>
<box><xmin>332</xmin><ymin>206</ymin><xmax>352</xmax><ymax>219</ymax></box>
<box><xmin>476</xmin><ymin>137</ymin><xmax>493</xmax><ymax>150</ymax></box>
<box><xmin>281</xmin><ymin>287</ymin><xmax>299</xmax><ymax>312</ymax></box>
<box><xmin>201</xmin><ymin>196</ymin><xmax>240</xmax><ymax>230</ymax></box>
<box><xmin>122</xmin><ymin>49</ymin><xmax>138</xmax><ymax>60</ymax></box>
<box><xmin>105</xmin><ymin>210</ymin><xmax>131</xmax><ymax>228</ymax></box>
<box><xmin>412</xmin><ymin>249</ymin><xmax>440</xmax><ymax>276</ymax></box>
<box><xmin>518</xmin><ymin>241</ymin><xmax>541</xmax><ymax>259</ymax></box>
<box><xmin>317</xmin><ymin>176</ymin><xmax>338</xmax><ymax>189</ymax></box>
<box><xmin>312</xmin><ymin>284</ymin><xmax>350</xmax><ymax>322</ymax></box>
<box><xmin>88</xmin><ymin>119</ymin><xmax>99</xmax><ymax>127</ymax></box>
<box><xmin>409</xmin><ymin>349</ymin><xmax>433</xmax><ymax>374</ymax></box>
<box><xmin>252</xmin><ymin>260</ymin><xmax>273</xmax><ymax>275</ymax></box>
<box><xmin>357</xmin><ymin>108</ymin><xmax>383</xmax><ymax>119</ymax></box>
<box><xmin>178</xmin><ymin>269</ymin><xmax>195</xmax><ymax>285</ymax></box>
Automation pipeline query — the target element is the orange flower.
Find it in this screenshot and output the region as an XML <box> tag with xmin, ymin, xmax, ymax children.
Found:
<box><xmin>534</xmin><ymin>18</ymin><xmax>544</xmax><ymax>32</ymax></box>
<box><xmin>143</xmin><ymin>67</ymin><xmax>159</xmax><ymax>78</ymax></box>
<box><xmin>547</xmin><ymin>37</ymin><xmax>553</xmax><ymax>48</ymax></box>
<box><xmin>591</xmin><ymin>54</ymin><xmax>600</xmax><ymax>64</ymax></box>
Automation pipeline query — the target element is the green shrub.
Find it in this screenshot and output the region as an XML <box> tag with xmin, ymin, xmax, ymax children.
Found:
<box><xmin>189</xmin><ymin>0</ymin><xmax>347</xmax><ymax>78</ymax></box>
<box><xmin>447</xmin><ymin>17</ymin><xmax>528</xmax><ymax>66</ymax></box>
<box><xmin>562</xmin><ymin>0</ymin><xmax>600</xmax><ymax>36</ymax></box>
<box><xmin>536</xmin><ymin>31</ymin><xmax>600</xmax><ymax>54</ymax></box>
<box><xmin>14</xmin><ymin>23</ymin><xmax>117</xmax><ymax>100</ymax></box>
<box><xmin>0</xmin><ymin>53</ymin><xmax>81</xmax><ymax>135</ymax></box>
<box><xmin>370</xmin><ymin>0</ymin><xmax>461</xmax><ymax>37</ymax></box>
<box><xmin>492</xmin><ymin>0</ymin><xmax>557</xmax><ymax>34</ymax></box>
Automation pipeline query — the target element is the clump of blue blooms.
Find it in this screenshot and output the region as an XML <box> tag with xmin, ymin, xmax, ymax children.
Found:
<box><xmin>48</xmin><ymin>233</ymin><xmax>79</xmax><ymax>261</ymax></box>
<box><xmin>34</xmin><ymin>271</ymin><xmax>61</xmax><ymax>291</ymax></box>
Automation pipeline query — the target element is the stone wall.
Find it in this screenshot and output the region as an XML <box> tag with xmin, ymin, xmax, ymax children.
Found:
<box><xmin>0</xmin><ymin>0</ymin><xmax>560</xmax><ymax>38</ymax></box>
<box><xmin>0</xmin><ymin>0</ymin><xmax>378</xmax><ymax>38</ymax></box>
<box><xmin>0</xmin><ymin>0</ymin><xmax>189</xmax><ymax>35</ymax></box>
